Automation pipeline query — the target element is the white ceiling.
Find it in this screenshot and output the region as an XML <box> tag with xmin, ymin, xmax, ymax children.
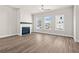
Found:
<box><xmin>9</xmin><ymin>5</ymin><xmax>72</xmax><ymax>13</ymax></box>
<box><xmin>10</xmin><ymin>5</ymin><xmax>72</xmax><ymax>9</ymax></box>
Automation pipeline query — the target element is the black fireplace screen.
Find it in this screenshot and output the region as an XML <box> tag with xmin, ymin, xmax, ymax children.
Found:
<box><xmin>22</xmin><ymin>27</ymin><xmax>30</xmax><ymax>35</ymax></box>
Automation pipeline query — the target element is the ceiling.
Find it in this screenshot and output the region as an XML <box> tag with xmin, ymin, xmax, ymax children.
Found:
<box><xmin>10</xmin><ymin>5</ymin><xmax>72</xmax><ymax>9</ymax></box>
<box><xmin>9</xmin><ymin>5</ymin><xmax>72</xmax><ymax>13</ymax></box>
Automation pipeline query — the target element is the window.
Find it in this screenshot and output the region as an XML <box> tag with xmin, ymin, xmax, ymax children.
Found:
<box><xmin>36</xmin><ymin>17</ymin><xmax>43</xmax><ymax>31</ymax></box>
<box><xmin>44</xmin><ymin>16</ymin><xmax>52</xmax><ymax>30</ymax></box>
<box><xmin>55</xmin><ymin>15</ymin><xmax>64</xmax><ymax>30</ymax></box>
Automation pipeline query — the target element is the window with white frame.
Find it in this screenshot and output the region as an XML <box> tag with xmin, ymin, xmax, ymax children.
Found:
<box><xmin>35</xmin><ymin>17</ymin><xmax>43</xmax><ymax>31</ymax></box>
<box><xmin>44</xmin><ymin>16</ymin><xmax>52</xmax><ymax>30</ymax></box>
<box><xmin>55</xmin><ymin>15</ymin><xmax>64</xmax><ymax>30</ymax></box>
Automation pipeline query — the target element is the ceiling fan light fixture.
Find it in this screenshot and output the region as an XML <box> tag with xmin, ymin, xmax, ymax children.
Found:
<box><xmin>40</xmin><ymin>5</ymin><xmax>51</xmax><ymax>12</ymax></box>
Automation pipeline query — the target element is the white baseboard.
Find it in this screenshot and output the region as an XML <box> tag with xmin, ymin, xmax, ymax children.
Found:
<box><xmin>0</xmin><ymin>34</ymin><xmax>17</xmax><ymax>38</ymax></box>
<box><xmin>33</xmin><ymin>31</ymin><xmax>73</xmax><ymax>38</ymax></box>
<box><xmin>74</xmin><ymin>38</ymin><xmax>79</xmax><ymax>42</ymax></box>
<box><xmin>50</xmin><ymin>33</ymin><xmax>73</xmax><ymax>37</ymax></box>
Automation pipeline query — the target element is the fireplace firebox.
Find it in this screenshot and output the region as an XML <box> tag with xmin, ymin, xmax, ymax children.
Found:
<box><xmin>22</xmin><ymin>27</ymin><xmax>30</xmax><ymax>35</ymax></box>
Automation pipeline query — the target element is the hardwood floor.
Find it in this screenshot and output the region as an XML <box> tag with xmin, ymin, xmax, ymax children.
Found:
<box><xmin>0</xmin><ymin>32</ymin><xmax>79</xmax><ymax>53</ymax></box>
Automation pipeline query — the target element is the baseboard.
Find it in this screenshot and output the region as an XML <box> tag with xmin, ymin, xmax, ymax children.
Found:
<box><xmin>33</xmin><ymin>32</ymin><xmax>73</xmax><ymax>38</ymax></box>
<box><xmin>74</xmin><ymin>38</ymin><xmax>79</xmax><ymax>42</ymax></box>
<box><xmin>50</xmin><ymin>33</ymin><xmax>73</xmax><ymax>38</ymax></box>
<box><xmin>0</xmin><ymin>34</ymin><xmax>17</xmax><ymax>38</ymax></box>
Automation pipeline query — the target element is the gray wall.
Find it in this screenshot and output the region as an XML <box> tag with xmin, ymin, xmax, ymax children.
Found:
<box><xmin>76</xmin><ymin>6</ymin><xmax>79</xmax><ymax>41</ymax></box>
<box><xmin>33</xmin><ymin>6</ymin><xmax>73</xmax><ymax>37</ymax></box>
<box><xmin>0</xmin><ymin>6</ymin><xmax>17</xmax><ymax>38</ymax></box>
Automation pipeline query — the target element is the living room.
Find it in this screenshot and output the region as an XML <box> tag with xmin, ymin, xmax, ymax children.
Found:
<box><xmin>0</xmin><ymin>5</ymin><xmax>79</xmax><ymax>53</ymax></box>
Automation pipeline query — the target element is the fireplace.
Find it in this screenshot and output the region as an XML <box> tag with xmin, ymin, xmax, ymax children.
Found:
<box><xmin>22</xmin><ymin>27</ymin><xmax>30</xmax><ymax>35</ymax></box>
<box><xmin>20</xmin><ymin>22</ymin><xmax>32</xmax><ymax>36</ymax></box>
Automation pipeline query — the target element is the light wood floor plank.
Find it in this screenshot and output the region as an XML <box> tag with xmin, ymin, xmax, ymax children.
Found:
<box><xmin>0</xmin><ymin>32</ymin><xmax>79</xmax><ymax>53</ymax></box>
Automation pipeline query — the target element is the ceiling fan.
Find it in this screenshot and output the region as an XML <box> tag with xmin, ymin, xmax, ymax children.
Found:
<box><xmin>40</xmin><ymin>5</ymin><xmax>51</xmax><ymax>12</ymax></box>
